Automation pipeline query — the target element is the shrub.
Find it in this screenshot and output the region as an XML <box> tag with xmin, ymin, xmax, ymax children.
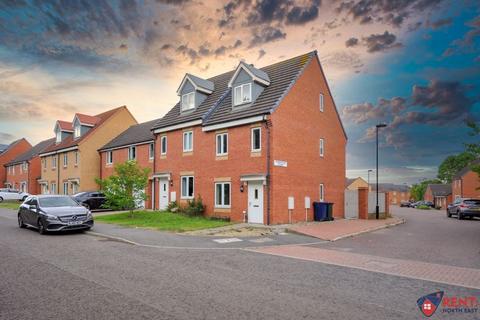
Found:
<box><xmin>417</xmin><ymin>204</ymin><xmax>431</xmax><ymax>210</ymax></box>
<box><xmin>166</xmin><ymin>201</ymin><xmax>178</xmax><ymax>212</ymax></box>
<box><xmin>183</xmin><ymin>196</ymin><xmax>206</xmax><ymax>216</ymax></box>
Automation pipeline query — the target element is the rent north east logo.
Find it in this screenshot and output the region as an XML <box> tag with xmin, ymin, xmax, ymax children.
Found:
<box><xmin>417</xmin><ymin>291</ymin><xmax>479</xmax><ymax>317</ymax></box>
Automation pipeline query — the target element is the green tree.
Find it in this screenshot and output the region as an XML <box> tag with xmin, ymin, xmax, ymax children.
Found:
<box><xmin>465</xmin><ymin>121</ymin><xmax>480</xmax><ymax>183</ymax></box>
<box><xmin>410</xmin><ymin>179</ymin><xmax>441</xmax><ymax>201</ymax></box>
<box><xmin>437</xmin><ymin>152</ymin><xmax>476</xmax><ymax>183</ymax></box>
<box><xmin>96</xmin><ymin>160</ymin><xmax>150</xmax><ymax>216</ymax></box>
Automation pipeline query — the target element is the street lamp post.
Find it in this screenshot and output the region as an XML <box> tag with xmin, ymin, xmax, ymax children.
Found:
<box><xmin>367</xmin><ymin>169</ymin><xmax>373</xmax><ymax>191</ymax></box>
<box><xmin>376</xmin><ymin>123</ymin><xmax>387</xmax><ymax>219</ymax></box>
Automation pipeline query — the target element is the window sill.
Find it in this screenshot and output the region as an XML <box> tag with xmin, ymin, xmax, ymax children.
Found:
<box><xmin>214</xmin><ymin>207</ymin><xmax>231</xmax><ymax>213</ymax></box>
<box><xmin>180</xmin><ymin>197</ymin><xmax>194</xmax><ymax>200</ymax></box>
<box><xmin>250</xmin><ymin>151</ymin><xmax>261</xmax><ymax>157</ymax></box>
<box><xmin>216</xmin><ymin>155</ymin><xmax>228</xmax><ymax>160</ymax></box>
<box><xmin>182</xmin><ymin>151</ymin><xmax>193</xmax><ymax>156</ymax></box>
<box><xmin>160</xmin><ymin>155</ymin><xmax>167</xmax><ymax>159</ymax></box>
<box><xmin>106</xmin><ymin>163</ymin><xmax>113</xmax><ymax>167</ymax></box>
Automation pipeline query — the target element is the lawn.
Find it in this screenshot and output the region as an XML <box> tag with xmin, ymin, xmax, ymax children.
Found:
<box><xmin>95</xmin><ymin>210</ymin><xmax>231</xmax><ymax>232</ymax></box>
<box><xmin>0</xmin><ymin>202</ymin><xmax>21</xmax><ymax>211</ymax></box>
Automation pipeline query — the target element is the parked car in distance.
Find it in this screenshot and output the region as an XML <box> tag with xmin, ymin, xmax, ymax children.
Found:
<box><xmin>411</xmin><ymin>201</ymin><xmax>423</xmax><ymax>208</ymax></box>
<box><xmin>400</xmin><ymin>200</ymin><xmax>411</xmax><ymax>207</ymax></box>
<box><xmin>0</xmin><ymin>188</ymin><xmax>29</xmax><ymax>202</ymax></box>
<box><xmin>447</xmin><ymin>198</ymin><xmax>480</xmax><ymax>220</ymax></box>
<box><xmin>18</xmin><ymin>195</ymin><xmax>94</xmax><ymax>234</ymax></box>
<box><xmin>424</xmin><ymin>201</ymin><xmax>435</xmax><ymax>208</ymax></box>
<box><xmin>73</xmin><ymin>191</ymin><xmax>106</xmax><ymax>210</ymax></box>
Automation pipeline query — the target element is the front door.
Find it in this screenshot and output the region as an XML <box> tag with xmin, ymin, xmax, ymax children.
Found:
<box><xmin>248</xmin><ymin>181</ymin><xmax>264</xmax><ymax>224</ymax></box>
<box><xmin>159</xmin><ymin>179</ymin><xmax>169</xmax><ymax>210</ymax></box>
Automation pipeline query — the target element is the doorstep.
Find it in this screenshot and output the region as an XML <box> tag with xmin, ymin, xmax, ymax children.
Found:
<box><xmin>287</xmin><ymin>217</ymin><xmax>405</xmax><ymax>241</ymax></box>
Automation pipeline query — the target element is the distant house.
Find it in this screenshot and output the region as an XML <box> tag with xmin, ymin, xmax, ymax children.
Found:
<box><xmin>345</xmin><ymin>177</ymin><xmax>370</xmax><ymax>191</ymax></box>
<box><xmin>0</xmin><ymin>138</ymin><xmax>32</xmax><ymax>188</ymax></box>
<box><xmin>424</xmin><ymin>184</ymin><xmax>452</xmax><ymax>209</ymax></box>
<box><xmin>38</xmin><ymin>107</ymin><xmax>137</xmax><ymax>195</ymax></box>
<box><xmin>4</xmin><ymin>138</ymin><xmax>55</xmax><ymax>194</ymax></box>
<box><xmin>98</xmin><ymin>119</ymin><xmax>158</xmax><ymax>209</ymax></box>
<box><xmin>371</xmin><ymin>183</ymin><xmax>411</xmax><ymax>205</ymax></box>
<box><xmin>452</xmin><ymin>159</ymin><xmax>480</xmax><ymax>200</ymax></box>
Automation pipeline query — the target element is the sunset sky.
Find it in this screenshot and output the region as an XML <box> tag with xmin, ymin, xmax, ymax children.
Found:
<box><xmin>0</xmin><ymin>0</ymin><xmax>479</xmax><ymax>184</ymax></box>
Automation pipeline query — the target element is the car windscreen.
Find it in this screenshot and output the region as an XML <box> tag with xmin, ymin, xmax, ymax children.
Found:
<box><xmin>39</xmin><ymin>197</ymin><xmax>80</xmax><ymax>207</ymax></box>
<box><xmin>464</xmin><ymin>200</ymin><xmax>480</xmax><ymax>205</ymax></box>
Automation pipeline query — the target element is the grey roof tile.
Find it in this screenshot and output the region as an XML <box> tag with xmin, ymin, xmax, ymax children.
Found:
<box><xmin>428</xmin><ymin>184</ymin><xmax>452</xmax><ymax>196</ymax></box>
<box><xmin>99</xmin><ymin>119</ymin><xmax>158</xmax><ymax>151</ymax></box>
<box><xmin>186</xmin><ymin>73</ymin><xmax>215</xmax><ymax>92</ymax></box>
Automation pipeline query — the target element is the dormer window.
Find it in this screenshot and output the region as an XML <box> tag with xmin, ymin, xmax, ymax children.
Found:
<box><xmin>74</xmin><ymin>125</ymin><xmax>81</xmax><ymax>138</ymax></box>
<box><xmin>56</xmin><ymin>131</ymin><xmax>62</xmax><ymax>143</ymax></box>
<box><xmin>181</xmin><ymin>92</ymin><xmax>195</xmax><ymax>111</ymax></box>
<box><xmin>233</xmin><ymin>83</ymin><xmax>252</xmax><ymax>106</ymax></box>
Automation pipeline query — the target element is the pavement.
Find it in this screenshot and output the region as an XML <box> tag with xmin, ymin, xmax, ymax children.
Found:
<box><xmin>287</xmin><ymin>216</ymin><xmax>404</xmax><ymax>241</ymax></box>
<box><xmin>0</xmin><ymin>206</ymin><xmax>479</xmax><ymax>319</ymax></box>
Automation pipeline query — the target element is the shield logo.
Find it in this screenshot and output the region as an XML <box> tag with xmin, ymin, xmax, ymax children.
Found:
<box><xmin>417</xmin><ymin>291</ymin><xmax>444</xmax><ymax>317</ymax></box>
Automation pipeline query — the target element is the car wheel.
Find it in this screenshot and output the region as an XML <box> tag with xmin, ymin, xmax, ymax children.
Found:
<box><xmin>0</xmin><ymin>196</ymin><xmax>3</xmax><ymax>203</ymax></box>
<box><xmin>446</xmin><ymin>209</ymin><xmax>451</xmax><ymax>218</ymax></box>
<box><xmin>18</xmin><ymin>214</ymin><xmax>26</xmax><ymax>228</ymax></box>
<box><xmin>457</xmin><ymin>210</ymin><xmax>463</xmax><ymax>220</ymax></box>
<box><xmin>37</xmin><ymin>219</ymin><xmax>46</xmax><ymax>235</ymax></box>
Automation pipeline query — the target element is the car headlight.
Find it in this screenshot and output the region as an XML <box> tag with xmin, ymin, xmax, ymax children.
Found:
<box><xmin>45</xmin><ymin>214</ymin><xmax>59</xmax><ymax>221</ymax></box>
<box><xmin>86</xmin><ymin>211</ymin><xmax>93</xmax><ymax>219</ymax></box>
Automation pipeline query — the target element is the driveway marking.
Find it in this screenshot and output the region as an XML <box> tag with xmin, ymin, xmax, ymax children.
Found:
<box><xmin>249</xmin><ymin>238</ymin><xmax>274</xmax><ymax>243</ymax></box>
<box><xmin>247</xmin><ymin>245</ymin><xmax>480</xmax><ymax>290</ymax></box>
<box><xmin>213</xmin><ymin>238</ymin><xmax>243</xmax><ymax>243</ymax></box>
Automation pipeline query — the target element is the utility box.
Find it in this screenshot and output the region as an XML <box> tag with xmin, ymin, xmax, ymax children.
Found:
<box><xmin>304</xmin><ymin>197</ymin><xmax>311</xmax><ymax>209</ymax></box>
<box><xmin>288</xmin><ymin>196</ymin><xmax>294</xmax><ymax>210</ymax></box>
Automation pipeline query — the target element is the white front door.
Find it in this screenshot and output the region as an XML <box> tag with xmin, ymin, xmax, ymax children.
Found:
<box><xmin>159</xmin><ymin>179</ymin><xmax>169</xmax><ymax>210</ymax></box>
<box><xmin>248</xmin><ymin>181</ymin><xmax>264</xmax><ymax>224</ymax></box>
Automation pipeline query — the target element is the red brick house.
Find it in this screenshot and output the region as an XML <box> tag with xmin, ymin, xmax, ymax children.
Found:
<box><xmin>424</xmin><ymin>184</ymin><xmax>452</xmax><ymax>209</ymax></box>
<box><xmin>99</xmin><ymin>120</ymin><xmax>158</xmax><ymax>209</ymax></box>
<box><xmin>4</xmin><ymin>138</ymin><xmax>55</xmax><ymax>194</ymax></box>
<box><xmin>452</xmin><ymin>159</ymin><xmax>480</xmax><ymax>200</ymax></box>
<box><xmin>150</xmin><ymin>51</ymin><xmax>347</xmax><ymax>224</ymax></box>
<box><xmin>0</xmin><ymin>138</ymin><xmax>32</xmax><ymax>188</ymax></box>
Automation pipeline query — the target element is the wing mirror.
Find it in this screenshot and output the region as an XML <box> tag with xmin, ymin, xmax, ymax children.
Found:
<box><xmin>29</xmin><ymin>205</ymin><xmax>37</xmax><ymax>211</ymax></box>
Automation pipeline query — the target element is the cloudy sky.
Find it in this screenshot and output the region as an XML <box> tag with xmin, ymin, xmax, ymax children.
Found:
<box><xmin>0</xmin><ymin>0</ymin><xmax>479</xmax><ymax>184</ymax></box>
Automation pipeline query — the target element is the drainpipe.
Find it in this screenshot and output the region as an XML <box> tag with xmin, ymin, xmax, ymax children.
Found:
<box><xmin>56</xmin><ymin>153</ymin><xmax>60</xmax><ymax>194</ymax></box>
<box><xmin>265</xmin><ymin>118</ymin><xmax>272</xmax><ymax>225</ymax></box>
<box><xmin>99</xmin><ymin>151</ymin><xmax>103</xmax><ymax>190</ymax></box>
<box><xmin>152</xmin><ymin>140</ymin><xmax>156</xmax><ymax>210</ymax></box>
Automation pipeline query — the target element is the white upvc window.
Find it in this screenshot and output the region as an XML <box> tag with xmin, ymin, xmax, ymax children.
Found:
<box><xmin>319</xmin><ymin>138</ymin><xmax>324</xmax><ymax>157</ymax></box>
<box><xmin>51</xmin><ymin>182</ymin><xmax>57</xmax><ymax>195</ymax></box>
<box><xmin>251</xmin><ymin>127</ymin><xmax>261</xmax><ymax>152</ymax></box>
<box><xmin>128</xmin><ymin>146</ymin><xmax>136</xmax><ymax>160</ymax></box>
<box><xmin>216</xmin><ymin>133</ymin><xmax>228</xmax><ymax>156</ymax></box>
<box><xmin>22</xmin><ymin>162</ymin><xmax>28</xmax><ymax>171</ymax></box>
<box><xmin>52</xmin><ymin>156</ymin><xmax>57</xmax><ymax>169</ymax></box>
<box><xmin>63</xmin><ymin>182</ymin><xmax>69</xmax><ymax>195</ymax></box>
<box><xmin>181</xmin><ymin>176</ymin><xmax>194</xmax><ymax>199</ymax></box>
<box><xmin>43</xmin><ymin>158</ymin><xmax>47</xmax><ymax>169</ymax></box>
<box><xmin>63</xmin><ymin>153</ymin><xmax>68</xmax><ymax>167</ymax></box>
<box><xmin>181</xmin><ymin>92</ymin><xmax>195</xmax><ymax>111</ymax></box>
<box><xmin>161</xmin><ymin>136</ymin><xmax>167</xmax><ymax>155</ymax></box>
<box><xmin>319</xmin><ymin>93</ymin><xmax>324</xmax><ymax>112</ymax></box>
<box><xmin>149</xmin><ymin>143</ymin><xmax>154</xmax><ymax>160</ymax></box>
<box><xmin>215</xmin><ymin>182</ymin><xmax>231</xmax><ymax>208</ymax></box>
<box><xmin>74</xmin><ymin>125</ymin><xmax>81</xmax><ymax>138</ymax></box>
<box><xmin>183</xmin><ymin>131</ymin><xmax>193</xmax><ymax>152</ymax></box>
<box><xmin>319</xmin><ymin>183</ymin><xmax>325</xmax><ymax>202</ymax></box>
<box><xmin>74</xmin><ymin>151</ymin><xmax>79</xmax><ymax>165</ymax></box>
<box><xmin>56</xmin><ymin>130</ymin><xmax>62</xmax><ymax>143</ymax></box>
<box><xmin>233</xmin><ymin>83</ymin><xmax>252</xmax><ymax>106</ymax></box>
<box><xmin>106</xmin><ymin>151</ymin><xmax>113</xmax><ymax>165</ymax></box>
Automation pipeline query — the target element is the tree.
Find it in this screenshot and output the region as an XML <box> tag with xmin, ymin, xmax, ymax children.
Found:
<box><xmin>96</xmin><ymin>160</ymin><xmax>150</xmax><ymax>216</ymax></box>
<box><xmin>465</xmin><ymin>121</ymin><xmax>480</xmax><ymax>184</ymax></box>
<box><xmin>437</xmin><ymin>152</ymin><xmax>476</xmax><ymax>183</ymax></box>
<box><xmin>410</xmin><ymin>179</ymin><xmax>441</xmax><ymax>201</ymax></box>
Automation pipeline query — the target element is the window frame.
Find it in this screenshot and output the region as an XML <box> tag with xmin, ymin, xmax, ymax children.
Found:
<box><xmin>183</xmin><ymin>131</ymin><xmax>193</xmax><ymax>152</ymax></box>
<box><xmin>149</xmin><ymin>143</ymin><xmax>154</xmax><ymax>160</ymax></box>
<box><xmin>319</xmin><ymin>183</ymin><xmax>325</xmax><ymax>202</ymax></box>
<box><xmin>63</xmin><ymin>182</ymin><xmax>68</xmax><ymax>195</ymax></box>
<box><xmin>214</xmin><ymin>182</ymin><xmax>231</xmax><ymax>208</ymax></box>
<box><xmin>319</xmin><ymin>138</ymin><xmax>324</xmax><ymax>157</ymax></box>
<box><xmin>74</xmin><ymin>125</ymin><xmax>81</xmax><ymax>139</ymax></box>
<box><xmin>128</xmin><ymin>146</ymin><xmax>136</xmax><ymax>160</ymax></box>
<box><xmin>319</xmin><ymin>93</ymin><xmax>324</xmax><ymax>112</ymax></box>
<box><xmin>181</xmin><ymin>92</ymin><xmax>195</xmax><ymax>111</ymax></box>
<box><xmin>52</xmin><ymin>156</ymin><xmax>57</xmax><ymax>169</ymax></box>
<box><xmin>216</xmin><ymin>133</ymin><xmax>228</xmax><ymax>156</ymax></box>
<box><xmin>251</xmin><ymin>127</ymin><xmax>261</xmax><ymax>152</ymax></box>
<box><xmin>233</xmin><ymin>83</ymin><xmax>252</xmax><ymax>106</ymax></box>
<box><xmin>74</xmin><ymin>151</ymin><xmax>79</xmax><ymax>165</ymax></box>
<box><xmin>51</xmin><ymin>182</ymin><xmax>56</xmax><ymax>195</ymax></box>
<box><xmin>106</xmin><ymin>151</ymin><xmax>113</xmax><ymax>165</ymax></box>
<box><xmin>63</xmin><ymin>153</ymin><xmax>68</xmax><ymax>167</ymax></box>
<box><xmin>160</xmin><ymin>136</ymin><xmax>167</xmax><ymax>155</ymax></box>
<box><xmin>181</xmin><ymin>176</ymin><xmax>194</xmax><ymax>199</ymax></box>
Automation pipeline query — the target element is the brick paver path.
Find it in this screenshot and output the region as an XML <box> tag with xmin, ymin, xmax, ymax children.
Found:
<box><xmin>248</xmin><ymin>245</ymin><xmax>480</xmax><ymax>289</ymax></box>
<box><xmin>288</xmin><ymin>217</ymin><xmax>404</xmax><ymax>241</ymax></box>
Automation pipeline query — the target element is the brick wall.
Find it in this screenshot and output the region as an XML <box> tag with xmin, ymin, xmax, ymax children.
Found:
<box><xmin>455</xmin><ymin>171</ymin><xmax>480</xmax><ymax>199</ymax></box>
<box><xmin>0</xmin><ymin>139</ymin><xmax>31</xmax><ymax>186</ymax></box>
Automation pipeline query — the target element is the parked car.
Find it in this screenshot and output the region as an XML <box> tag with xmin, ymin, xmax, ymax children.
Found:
<box><xmin>446</xmin><ymin>198</ymin><xmax>480</xmax><ymax>220</ymax></box>
<box><xmin>424</xmin><ymin>201</ymin><xmax>435</xmax><ymax>208</ymax></box>
<box><xmin>73</xmin><ymin>191</ymin><xmax>106</xmax><ymax>210</ymax></box>
<box><xmin>0</xmin><ymin>188</ymin><xmax>29</xmax><ymax>202</ymax></box>
<box><xmin>411</xmin><ymin>201</ymin><xmax>423</xmax><ymax>208</ymax></box>
<box><xmin>400</xmin><ymin>201</ymin><xmax>411</xmax><ymax>207</ymax></box>
<box><xmin>18</xmin><ymin>195</ymin><xmax>93</xmax><ymax>234</ymax></box>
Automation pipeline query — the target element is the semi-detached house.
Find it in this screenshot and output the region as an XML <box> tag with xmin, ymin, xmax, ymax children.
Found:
<box><xmin>150</xmin><ymin>51</ymin><xmax>347</xmax><ymax>224</ymax></box>
<box><xmin>99</xmin><ymin>119</ymin><xmax>158</xmax><ymax>209</ymax></box>
<box><xmin>38</xmin><ymin>106</ymin><xmax>137</xmax><ymax>195</ymax></box>
<box><xmin>452</xmin><ymin>159</ymin><xmax>480</xmax><ymax>199</ymax></box>
<box><xmin>0</xmin><ymin>138</ymin><xmax>32</xmax><ymax>188</ymax></box>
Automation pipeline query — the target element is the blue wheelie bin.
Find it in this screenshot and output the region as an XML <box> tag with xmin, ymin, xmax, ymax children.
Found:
<box><xmin>313</xmin><ymin>202</ymin><xmax>329</xmax><ymax>221</ymax></box>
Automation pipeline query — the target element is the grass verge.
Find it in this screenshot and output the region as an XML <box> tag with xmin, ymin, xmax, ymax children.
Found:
<box><xmin>0</xmin><ymin>202</ymin><xmax>21</xmax><ymax>210</ymax></box>
<box><xmin>95</xmin><ymin>210</ymin><xmax>231</xmax><ymax>232</ymax></box>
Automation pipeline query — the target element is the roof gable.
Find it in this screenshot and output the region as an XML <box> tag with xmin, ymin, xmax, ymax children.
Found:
<box><xmin>176</xmin><ymin>73</ymin><xmax>214</xmax><ymax>95</ymax></box>
<box><xmin>453</xmin><ymin>158</ymin><xmax>480</xmax><ymax>180</ymax></box>
<box><xmin>74</xmin><ymin>113</ymin><xmax>100</xmax><ymax>127</ymax></box>
<box><xmin>55</xmin><ymin>120</ymin><xmax>73</xmax><ymax>132</ymax></box>
<box><xmin>227</xmin><ymin>61</ymin><xmax>270</xmax><ymax>88</ymax></box>
<box><xmin>427</xmin><ymin>184</ymin><xmax>452</xmax><ymax>196</ymax></box>
<box><xmin>5</xmin><ymin>138</ymin><xmax>55</xmax><ymax>166</ymax></box>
